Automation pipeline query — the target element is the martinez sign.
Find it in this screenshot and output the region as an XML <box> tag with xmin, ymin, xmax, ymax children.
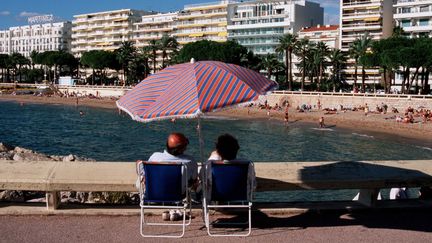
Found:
<box><xmin>28</xmin><ymin>15</ymin><xmax>54</xmax><ymax>25</ymax></box>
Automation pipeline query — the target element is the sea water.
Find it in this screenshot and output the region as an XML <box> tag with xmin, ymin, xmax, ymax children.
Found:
<box><xmin>1</xmin><ymin>101</ymin><xmax>431</xmax><ymax>201</ymax></box>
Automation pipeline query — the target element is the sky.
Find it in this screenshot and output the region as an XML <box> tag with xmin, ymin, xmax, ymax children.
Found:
<box><xmin>0</xmin><ymin>0</ymin><xmax>340</xmax><ymax>29</ymax></box>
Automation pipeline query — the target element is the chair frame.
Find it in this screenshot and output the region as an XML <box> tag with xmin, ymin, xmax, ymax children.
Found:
<box><xmin>138</xmin><ymin>161</ymin><xmax>192</xmax><ymax>238</ymax></box>
<box><xmin>203</xmin><ymin>160</ymin><xmax>253</xmax><ymax>237</ymax></box>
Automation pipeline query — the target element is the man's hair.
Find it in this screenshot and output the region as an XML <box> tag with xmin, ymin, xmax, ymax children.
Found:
<box><xmin>216</xmin><ymin>134</ymin><xmax>240</xmax><ymax>160</ymax></box>
<box><xmin>166</xmin><ymin>133</ymin><xmax>189</xmax><ymax>156</ymax></box>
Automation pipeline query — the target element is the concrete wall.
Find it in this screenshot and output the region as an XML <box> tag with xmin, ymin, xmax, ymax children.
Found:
<box><xmin>266</xmin><ymin>92</ymin><xmax>432</xmax><ymax>110</ymax></box>
<box><xmin>58</xmin><ymin>86</ymin><xmax>131</xmax><ymax>97</ymax></box>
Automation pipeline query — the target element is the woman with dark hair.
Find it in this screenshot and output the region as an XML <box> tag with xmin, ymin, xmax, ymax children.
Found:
<box><xmin>209</xmin><ymin>133</ymin><xmax>240</xmax><ymax>161</ymax></box>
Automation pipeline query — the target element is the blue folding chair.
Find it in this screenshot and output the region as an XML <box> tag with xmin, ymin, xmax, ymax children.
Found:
<box><xmin>203</xmin><ymin>160</ymin><xmax>254</xmax><ymax>237</ymax></box>
<box><xmin>138</xmin><ymin>161</ymin><xmax>192</xmax><ymax>238</ymax></box>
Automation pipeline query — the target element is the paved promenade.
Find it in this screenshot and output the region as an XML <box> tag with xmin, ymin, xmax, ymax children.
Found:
<box><xmin>1</xmin><ymin>208</ymin><xmax>431</xmax><ymax>243</ymax></box>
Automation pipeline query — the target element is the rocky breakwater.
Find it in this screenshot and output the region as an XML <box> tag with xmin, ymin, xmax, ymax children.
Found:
<box><xmin>0</xmin><ymin>142</ymin><xmax>139</xmax><ymax>205</ymax></box>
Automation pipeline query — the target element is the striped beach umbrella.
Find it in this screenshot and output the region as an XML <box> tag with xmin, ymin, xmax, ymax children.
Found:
<box><xmin>116</xmin><ymin>60</ymin><xmax>277</xmax><ymax>122</ymax></box>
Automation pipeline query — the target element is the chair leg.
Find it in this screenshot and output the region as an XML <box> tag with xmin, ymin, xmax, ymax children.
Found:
<box><xmin>140</xmin><ymin>206</ymin><xmax>187</xmax><ymax>238</ymax></box>
<box><xmin>205</xmin><ymin>204</ymin><xmax>252</xmax><ymax>237</ymax></box>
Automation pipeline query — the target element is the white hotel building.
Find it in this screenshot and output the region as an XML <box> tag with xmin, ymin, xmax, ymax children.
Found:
<box><xmin>133</xmin><ymin>12</ymin><xmax>178</xmax><ymax>69</ymax></box>
<box><xmin>0</xmin><ymin>22</ymin><xmax>72</xmax><ymax>57</ymax></box>
<box><xmin>394</xmin><ymin>0</ymin><xmax>432</xmax><ymax>38</ymax></box>
<box><xmin>227</xmin><ymin>0</ymin><xmax>323</xmax><ymax>56</ymax></box>
<box><xmin>340</xmin><ymin>0</ymin><xmax>394</xmax><ymax>85</ymax></box>
<box><xmin>72</xmin><ymin>9</ymin><xmax>152</xmax><ymax>57</ymax></box>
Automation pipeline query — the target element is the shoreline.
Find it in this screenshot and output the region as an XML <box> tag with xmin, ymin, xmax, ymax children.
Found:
<box><xmin>1</xmin><ymin>94</ymin><xmax>431</xmax><ymax>143</ymax></box>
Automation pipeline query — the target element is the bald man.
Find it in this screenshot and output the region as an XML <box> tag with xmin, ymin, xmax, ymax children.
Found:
<box><xmin>137</xmin><ymin>133</ymin><xmax>198</xmax><ymax>192</ymax></box>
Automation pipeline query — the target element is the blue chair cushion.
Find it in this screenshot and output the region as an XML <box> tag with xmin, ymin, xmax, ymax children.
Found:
<box><xmin>211</xmin><ymin>162</ymin><xmax>249</xmax><ymax>202</ymax></box>
<box><xmin>143</xmin><ymin>163</ymin><xmax>184</xmax><ymax>203</ymax></box>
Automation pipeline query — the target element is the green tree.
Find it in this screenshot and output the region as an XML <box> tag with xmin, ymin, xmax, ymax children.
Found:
<box><xmin>328</xmin><ymin>49</ymin><xmax>347</xmax><ymax>92</ymax></box>
<box><xmin>261</xmin><ymin>54</ymin><xmax>283</xmax><ymax>80</ymax></box>
<box><xmin>116</xmin><ymin>41</ymin><xmax>137</xmax><ymax>84</ymax></box>
<box><xmin>160</xmin><ymin>35</ymin><xmax>179</xmax><ymax>68</ymax></box>
<box><xmin>10</xmin><ymin>53</ymin><xmax>30</xmax><ymax>82</ymax></box>
<box><xmin>392</xmin><ymin>26</ymin><xmax>406</xmax><ymax>38</ymax></box>
<box><xmin>174</xmin><ymin>40</ymin><xmax>251</xmax><ymax>66</ymax></box>
<box><xmin>81</xmin><ymin>50</ymin><xmax>119</xmax><ymax>85</ymax></box>
<box><xmin>294</xmin><ymin>39</ymin><xmax>312</xmax><ymax>91</ymax></box>
<box><xmin>276</xmin><ymin>33</ymin><xmax>297</xmax><ymax>90</ymax></box>
<box><xmin>350</xmin><ymin>33</ymin><xmax>372</xmax><ymax>92</ymax></box>
<box><xmin>0</xmin><ymin>54</ymin><xmax>9</xmax><ymax>82</ymax></box>
<box><xmin>315</xmin><ymin>42</ymin><xmax>329</xmax><ymax>89</ymax></box>
<box><xmin>148</xmin><ymin>39</ymin><xmax>160</xmax><ymax>73</ymax></box>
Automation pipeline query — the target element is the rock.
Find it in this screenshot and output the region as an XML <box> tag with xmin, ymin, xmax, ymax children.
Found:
<box><xmin>0</xmin><ymin>190</ymin><xmax>25</xmax><ymax>202</ymax></box>
<box><xmin>14</xmin><ymin>146</ymin><xmax>33</xmax><ymax>154</ymax></box>
<box><xmin>0</xmin><ymin>143</ymin><xmax>14</xmax><ymax>152</ymax></box>
<box><xmin>0</xmin><ymin>152</ymin><xmax>13</xmax><ymax>160</ymax></box>
<box><xmin>49</xmin><ymin>155</ymin><xmax>63</xmax><ymax>161</ymax></box>
<box><xmin>13</xmin><ymin>152</ymin><xmax>51</xmax><ymax>161</ymax></box>
<box><xmin>63</xmin><ymin>154</ymin><xmax>75</xmax><ymax>162</ymax></box>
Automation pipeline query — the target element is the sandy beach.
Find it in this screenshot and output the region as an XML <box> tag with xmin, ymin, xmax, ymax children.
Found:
<box><xmin>1</xmin><ymin>94</ymin><xmax>431</xmax><ymax>143</ymax></box>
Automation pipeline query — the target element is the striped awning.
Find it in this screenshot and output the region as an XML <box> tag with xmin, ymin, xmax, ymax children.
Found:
<box><xmin>116</xmin><ymin>61</ymin><xmax>277</xmax><ymax>122</ymax></box>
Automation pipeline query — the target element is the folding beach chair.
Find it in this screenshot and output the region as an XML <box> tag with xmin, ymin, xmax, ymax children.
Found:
<box><xmin>203</xmin><ymin>160</ymin><xmax>254</xmax><ymax>237</ymax></box>
<box><xmin>138</xmin><ymin>161</ymin><xmax>192</xmax><ymax>238</ymax></box>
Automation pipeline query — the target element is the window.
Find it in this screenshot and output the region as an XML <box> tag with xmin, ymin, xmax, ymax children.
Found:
<box><xmin>401</xmin><ymin>20</ymin><xmax>411</xmax><ymax>27</ymax></box>
<box><xmin>419</xmin><ymin>19</ymin><xmax>429</xmax><ymax>26</ymax></box>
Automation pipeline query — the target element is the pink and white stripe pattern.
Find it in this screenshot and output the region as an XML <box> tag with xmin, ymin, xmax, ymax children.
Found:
<box><xmin>116</xmin><ymin>61</ymin><xmax>277</xmax><ymax>122</ymax></box>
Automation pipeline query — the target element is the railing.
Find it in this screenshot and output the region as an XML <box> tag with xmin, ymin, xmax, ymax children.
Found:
<box><xmin>0</xmin><ymin>83</ymin><xmax>134</xmax><ymax>91</ymax></box>
<box><xmin>272</xmin><ymin>90</ymin><xmax>432</xmax><ymax>99</ymax></box>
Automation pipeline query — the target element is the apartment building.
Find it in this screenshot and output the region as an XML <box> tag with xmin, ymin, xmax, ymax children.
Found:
<box><xmin>72</xmin><ymin>9</ymin><xmax>152</xmax><ymax>57</ymax></box>
<box><xmin>0</xmin><ymin>21</ymin><xmax>72</xmax><ymax>57</ymax></box>
<box><xmin>340</xmin><ymin>0</ymin><xmax>394</xmax><ymax>85</ymax></box>
<box><xmin>133</xmin><ymin>12</ymin><xmax>178</xmax><ymax>70</ymax></box>
<box><xmin>298</xmin><ymin>24</ymin><xmax>340</xmax><ymax>49</ymax></box>
<box><xmin>175</xmin><ymin>1</ymin><xmax>232</xmax><ymax>45</ymax></box>
<box><xmin>227</xmin><ymin>0</ymin><xmax>323</xmax><ymax>56</ymax></box>
<box><xmin>394</xmin><ymin>0</ymin><xmax>432</xmax><ymax>38</ymax></box>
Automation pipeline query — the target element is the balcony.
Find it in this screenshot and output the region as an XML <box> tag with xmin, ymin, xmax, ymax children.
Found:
<box><xmin>394</xmin><ymin>0</ymin><xmax>432</xmax><ymax>7</ymax></box>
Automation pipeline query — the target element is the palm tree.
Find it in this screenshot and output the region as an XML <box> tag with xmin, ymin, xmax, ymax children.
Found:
<box><xmin>294</xmin><ymin>39</ymin><xmax>311</xmax><ymax>91</ymax></box>
<box><xmin>116</xmin><ymin>41</ymin><xmax>137</xmax><ymax>84</ymax></box>
<box><xmin>0</xmin><ymin>54</ymin><xmax>9</xmax><ymax>82</ymax></box>
<box><xmin>328</xmin><ymin>49</ymin><xmax>347</xmax><ymax>92</ymax></box>
<box><xmin>392</xmin><ymin>26</ymin><xmax>406</xmax><ymax>38</ymax></box>
<box><xmin>160</xmin><ymin>35</ymin><xmax>179</xmax><ymax>68</ymax></box>
<box><xmin>138</xmin><ymin>46</ymin><xmax>152</xmax><ymax>79</ymax></box>
<box><xmin>315</xmin><ymin>42</ymin><xmax>329</xmax><ymax>89</ymax></box>
<box><xmin>30</xmin><ymin>50</ymin><xmax>39</xmax><ymax>70</ymax></box>
<box><xmin>148</xmin><ymin>39</ymin><xmax>160</xmax><ymax>73</ymax></box>
<box><xmin>276</xmin><ymin>33</ymin><xmax>298</xmax><ymax>90</ymax></box>
<box><xmin>10</xmin><ymin>53</ymin><xmax>30</xmax><ymax>82</ymax></box>
<box><xmin>349</xmin><ymin>33</ymin><xmax>372</xmax><ymax>92</ymax></box>
<box><xmin>261</xmin><ymin>54</ymin><xmax>283</xmax><ymax>80</ymax></box>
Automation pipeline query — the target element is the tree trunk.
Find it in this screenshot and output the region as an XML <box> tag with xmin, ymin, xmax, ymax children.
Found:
<box><xmin>318</xmin><ymin>63</ymin><xmax>323</xmax><ymax>91</ymax></box>
<box><xmin>408</xmin><ymin>67</ymin><xmax>420</xmax><ymax>93</ymax></box>
<box><xmin>424</xmin><ymin>69</ymin><xmax>430</xmax><ymax>94</ymax></box>
<box><xmin>301</xmin><ymin>55</ymin><xmax>305</xmax><ymax>91</ymax></box>
<box><xmin>353</xmin><ymin>60</ymin><xmax>358</xmax><ymax>89</ymax></box>
<box><xmin>153</xmin><ymin>52</ymin><xmax>156</xmax><ymax>74</ymax></box>
<box><xmin>383</xmin><ymin>67</ymin><xmax>388</xmax><ymax>93</ymax></box>
<box><xmin>401</xmin><ymin>67</ymin><xmax>409</xmax><ymax>94</ymax></box>
<box><xmin>286</xmin><ymin>50</ymin><xmax>291</xmax><ymax>90</ymax></box>
<box><xmin>361</xmin><ymin>66</ymin><xmax>366</xmax><ymax>93</ymax></box>
<box><xmin>92</xmin><ymin>69</ymin><xmax>95</xmax><ymax>85</ymax></box>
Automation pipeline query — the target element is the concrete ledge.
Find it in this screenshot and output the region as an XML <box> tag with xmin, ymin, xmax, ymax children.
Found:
<box><xmin>2</xmin><ymin>160</ymin><xmax>432</xmax><ymax>211</ymax></box>
<box><xmin>1</xmin><ymin>199</ymin><xmax>431</xmax><ymax>216</ymax></box>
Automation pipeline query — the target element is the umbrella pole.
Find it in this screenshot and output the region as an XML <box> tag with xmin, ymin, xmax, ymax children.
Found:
<box><xmin>197</xmin><ymin>116</ymin><xmax>205</xmax><ymax>164</ymax></box>
<box><xmin>197</xmin><ymin>115</ymin><xmax>208</xmax><ymax>224</ymax></box>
